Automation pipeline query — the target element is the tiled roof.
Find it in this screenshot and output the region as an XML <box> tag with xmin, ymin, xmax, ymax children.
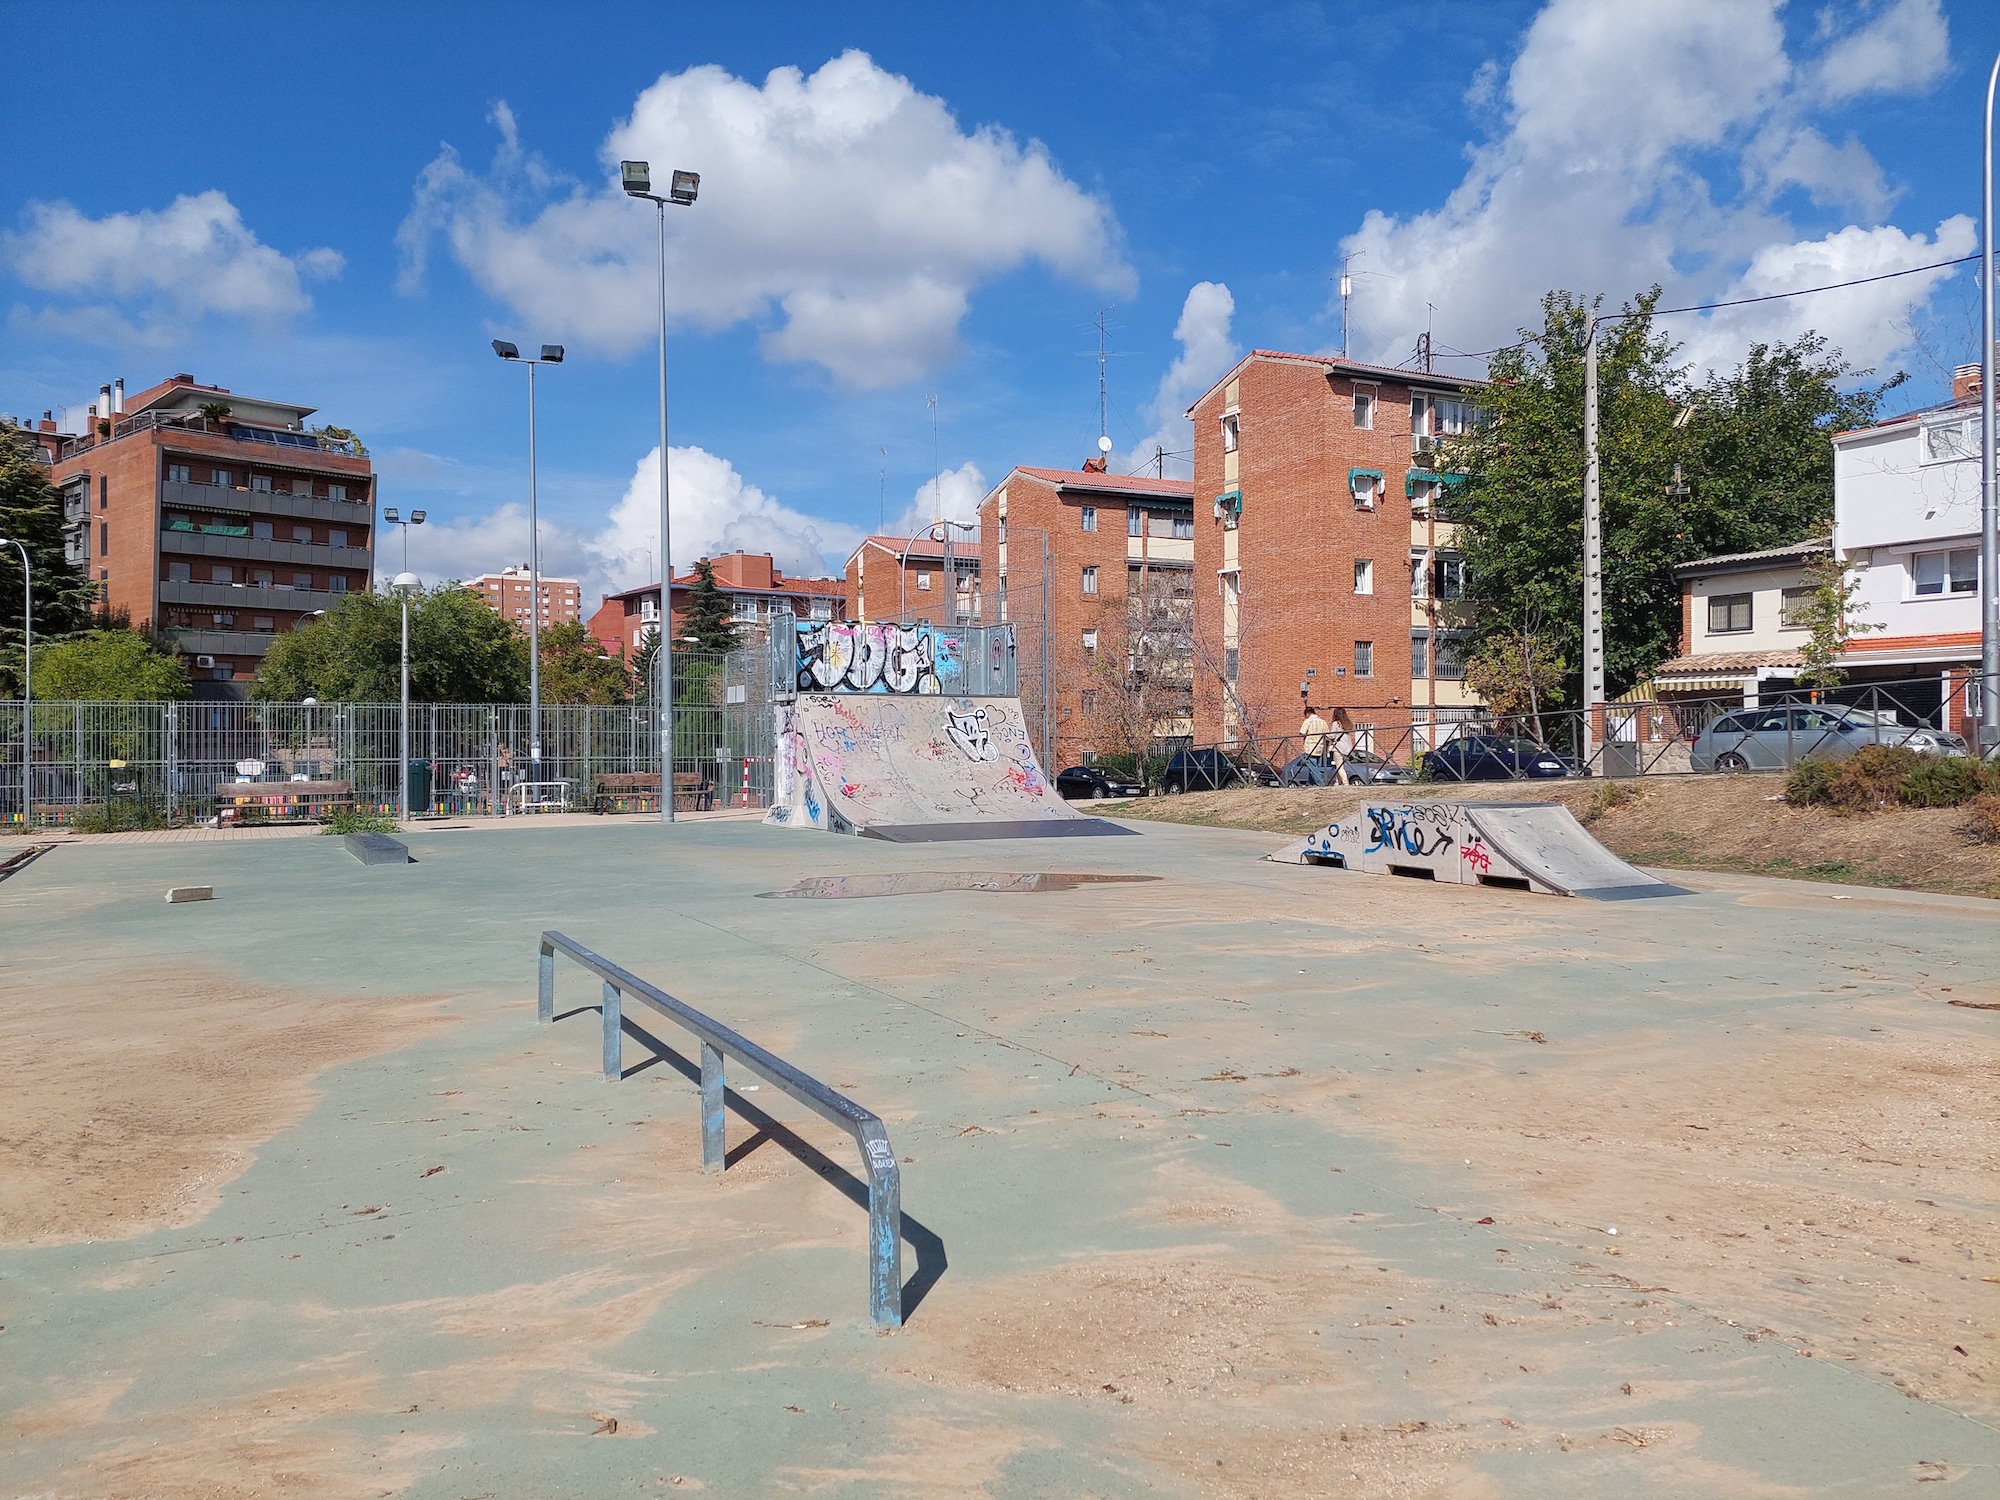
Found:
<box><xmin>1671</xmin><ymin>538</ymin><xmax>1828</xmax><ymax>576</ymax></box>
<box><xmin>1652</xmin><ymin>649</ymin><xmax>1806</xmax><ymax>676</ymax></box>
<box><xmin>1245</xmin><ymin>349</ymin><xmax>1489</xmax><ymax>387</ymax></box>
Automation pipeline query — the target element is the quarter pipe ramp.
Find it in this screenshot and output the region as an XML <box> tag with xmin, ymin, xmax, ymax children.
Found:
<box><xmin>1269</xmin><ymin>800</ymin><xmax>1684</xmax><ymax>899</ymax></box>
<box><xmin>764</xmin><ymin>693</ymin><xmax>1132</xmax><ymax>842</ymax></box>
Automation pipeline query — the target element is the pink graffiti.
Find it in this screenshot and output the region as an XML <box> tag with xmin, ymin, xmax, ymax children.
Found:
<box><xmin>1460</xmin><ymin>840</ymin><xmax>1492</xmax><ymax>874</ymax></box>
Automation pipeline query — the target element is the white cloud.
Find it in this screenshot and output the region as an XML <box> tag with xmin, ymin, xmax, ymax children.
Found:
<box><xmin>403</xmin><ymin>445</ymin><xmax>862</xmax><ymax>612</ymax></box>
<box><xmin>888</xmin><ymin>461</ymin><xmax>986</xmax><ymax>538</ymax></box>
<box><xmin>1337</xmin><ymin>0</ymin><xmax>1965</xmax><ymax>379</ymax></box>
<box><xmin>1</xmin><ymin>191</ymin><xmax>341</xmax><ymax>343</ymax></box>
<box><xmin>397</xmin><ymin>51</ymin><xmax>1133</xmax><ymax>388</ymax></box>
<box><xmin>1116</xmin><ymin>281</ymin><xmax>1239</xmax><ymax>477</ymax></box>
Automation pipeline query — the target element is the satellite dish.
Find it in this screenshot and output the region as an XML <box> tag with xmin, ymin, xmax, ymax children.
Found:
<box><xmin>1097</xmin><ymin>435</ymin><xmax>1113</xmax><ymax>453</ymax></box>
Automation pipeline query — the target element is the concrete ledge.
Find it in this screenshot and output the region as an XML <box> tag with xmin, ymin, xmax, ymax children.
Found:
<box><xmin>344</xmin><ymin>832</ymin><xmax>410</xmax><ymax>866</ymax></box>
<box><xmin>164</xmin><ymin>885</ymin><xmax>213</xmax><ymax>903</ymax></box>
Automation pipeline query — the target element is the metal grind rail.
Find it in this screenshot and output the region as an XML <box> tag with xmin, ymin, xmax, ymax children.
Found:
<box><xmin>536</xmin><ymin>930</ymin><xmax>904</xmax><ymax>1329</ymax></box>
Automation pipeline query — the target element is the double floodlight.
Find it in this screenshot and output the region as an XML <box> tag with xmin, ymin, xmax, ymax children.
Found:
<box><xmin>620</xmin><ymin>160</ymin><xmax>700</xmax><ymax>205</ymax></box>
<box><xmin>382</xmin><ymin>509</ymin><xmax>427</xmax><ymax>525</ymax></box>
<box><xmin>492</xmin><ymin>341</ymin><xmax>564</xmax><ymax>363</ymax></box>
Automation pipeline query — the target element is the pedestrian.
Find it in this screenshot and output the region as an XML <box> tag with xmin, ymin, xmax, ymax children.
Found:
<box><xmin>1329</xmin><ymin>707</ymin><xmax>1355</xmax><ymax>786</ymax></box>
<box><xmin>1300</xmin><ymin>703</ymin><xmax>1331</xmax><ymax>764</ymax></box>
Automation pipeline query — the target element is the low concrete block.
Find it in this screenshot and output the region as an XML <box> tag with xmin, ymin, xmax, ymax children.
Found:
<box><xmin>165</xmin><ymin>886</ymin><xmax>214</xmax><ymax>903</ymax></box>
<box><xmin>345</xmin><ymin>832</ymin><xmax>410</xmax><ymax>866</ymax></box>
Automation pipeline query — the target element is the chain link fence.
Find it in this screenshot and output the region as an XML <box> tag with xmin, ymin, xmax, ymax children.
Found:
<box><xmin>0</xmin><ymin>648</ymin><xmax>775</xmax><ymax>827</ymax></box>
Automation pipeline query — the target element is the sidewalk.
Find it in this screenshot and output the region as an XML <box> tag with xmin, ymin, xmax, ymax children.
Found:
<box><xmin>5</xmin><ymin>804</ymin><xmax>767</xmax><ymax>847</ymax></box>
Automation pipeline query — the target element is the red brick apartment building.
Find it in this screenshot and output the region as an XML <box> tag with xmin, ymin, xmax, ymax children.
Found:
<box><xmin>469</xmin><ymin>569</ymin><xmax>582</xmax><ymax>631</ymax></box>
<box><xmin>978</xmin><ymin>465</ymin><xmax>1195</xmax><ymax>770</ymax></box>
<box><xmin>37</xmin><ymin>374</ymin><xmax>374</xmax><ymax>697</ymax></box>
<box><xmin>843</xmin><ymin>534</ymin><xmax>980</xmax><ymax>625</ymax></box>
<box><xmin>588</xmin><ymin>551</ymin><xmax>846</xmax><ymax>659</ymax></box>
<box><xmin>1188</xmin><ymin>352</ymin><xmax>1486</xmax><ymax>751</ymax></box>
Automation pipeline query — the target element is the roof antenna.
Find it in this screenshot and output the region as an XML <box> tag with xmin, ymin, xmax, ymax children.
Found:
<box><xmin>1339</xmin><ymin>253</ymin><xmax>1361</xmax><ymax>360</ymax></box>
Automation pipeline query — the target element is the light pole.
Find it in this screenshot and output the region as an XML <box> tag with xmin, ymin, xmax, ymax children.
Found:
<box><xmin>493</xmin><ymin>341</ymin><xmax>562</xmax><ymax>782</ymax></box>
<box><xmin>1581</xmin><ymin>321</ymin><xmax>1604</xmax><ymax>772</ymax></box>
<box><xmin>0</xmin><ymin>537</ymin><xmax>27</xmax><ymax>825</ymax></box>
<box><xmin>621</xmin><ymin>158</ymin><xmax>700</xmax><ymax>824</ymax></box>
<box><xmin>392</xmin><ymin>572</ymin><xmax>421</xmax><ymax>822</ymax></box>
<box><xmin>381</xmin><ymin>507</ymin><xmax>427</xmax><ymax>572</ymax></box>
<box><xmin>1982</xmin><ymin>50</ymin><xmax>1999</xmax><ymax>754</ymax></box>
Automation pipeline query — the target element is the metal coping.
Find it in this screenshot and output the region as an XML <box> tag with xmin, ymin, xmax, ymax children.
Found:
<box><xmin>536</xmin><ymin>930</ymin><xmax>903</xmax><ymax>1329</ymax></box>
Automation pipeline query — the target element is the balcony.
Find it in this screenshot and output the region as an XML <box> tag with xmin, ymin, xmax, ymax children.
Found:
<box><xmin>165</xmin><ymin>628</ymin><xmax>283</xmax><ymax>659</ymax></box>
<box><xmin>159</xmin><ymin>579</ymin><xmax>348</xmax><ymax>613</ymax></box>
<box><xmin>61</xmin><ymin>409</ymin><xmax>364</xmax><ymax>461</ymax></box>
<box><xmin>160</xmin><ymin>477</ymin><xmax>371</xmax><ymax>525</ymax></box>
<box><xmin>159</xmin><ymin>527</ymin><xmax>372</xmax><ymax>571</ymax></box>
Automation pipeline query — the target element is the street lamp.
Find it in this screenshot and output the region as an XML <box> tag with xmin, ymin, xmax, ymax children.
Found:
<box><xmin>380</xmin><ymin>507</ymin><xmax>427</xmax><ymax>572</ymax></box>
<box><xmin>392</xmin><ymin>571</ymin><xmax>422</xmax><ymax>822</ymax></box>
<box><xmin>0</xmin><ymin>537</ymin><xmax>27</xmax><ymax>825</ymax></box>
<box><xmin>621</xmin><ymin>158</ymin><xmax>700</xmax><ymax>824</ymax></box>
<box><xmin>493</xmin><ymin>340</ymin><xmax>563</xmax><ymax>781</ymax></box>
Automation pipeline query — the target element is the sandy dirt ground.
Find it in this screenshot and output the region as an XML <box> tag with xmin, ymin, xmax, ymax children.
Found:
<box><xmin>1106</xmin><ymin>776</ymin><xmax>2000</xmax><ymax>898</ymax></box>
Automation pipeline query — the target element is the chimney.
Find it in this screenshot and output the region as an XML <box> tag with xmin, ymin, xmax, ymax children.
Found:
<box><xmin>113</xmin><ymin>377</ymin><xmax>124</xmax><ymax>414</ymax></box>
<box><xmin>39</xmin><ymin>411</ymin><xmax>55</xmax><ymax>432</ymax></box>
<box><xmin>1953</xmin><ymin>363</ymin><xmax>1981</xmax><ymax>402</ymax></box>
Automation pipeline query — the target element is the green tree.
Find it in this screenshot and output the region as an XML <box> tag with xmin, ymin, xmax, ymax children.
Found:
<box><xmin>1463</xmin><ymin>621</ymin><xmax>1567</xmax><ymax>742</ymax></box>
<box><xmin>0</xmin><ymin>422</ymin><xmax>98</xmax><ymax>696</ymax></box>
<box><xmin>631</xmin><ymin>628</ymin><xmax>661</xmax><ymax>703</ymax></box>
<box><xmin>682</xmin><ymin>559</ymin><xmax>740</xmax><ymax>651</ymax></box>
<box><xmin>1443</xmin><ymin>293</ymin><xmax>1900</xmax><ymax>701</ymax></box>
<box><xmin>252</xmin><ymin>584</ymin><xmax>530</xmax><ymax>702</ymax></box>
<box><xmin>1794</xmin><ymin>554</ymin><xmax>1882</xmax><ymax>690</ymax></box>
<box><xmin>538</xmin><ymin>621</ymin><xmax>630</xmax><ymax>704</ymax></box>
<box><xmin>36</xmin><ymin>623</ymin><xmax>191</xmax><ymax>700</ymax></box>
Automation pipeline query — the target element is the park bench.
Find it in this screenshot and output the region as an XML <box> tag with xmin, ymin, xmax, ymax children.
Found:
<box><xmin>588</xmin><ymin>771</ymin><xmax>713</xmax><ymax>814</ymax></box>
<box><xmin>216</xmin><ymin>779</ymin><xmax>354</xmax><ymax>825</ymax></box>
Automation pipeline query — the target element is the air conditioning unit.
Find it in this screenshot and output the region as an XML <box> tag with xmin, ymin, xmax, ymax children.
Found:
<box><xmin>1411</xmin><ymin>435</ymin><xmax>1439</xmax><ymax>463</ymax></box>
<box><xmin>194</xmin><ymin>655</ymin><xmax>216</xmax><ymax>669</ymax></box>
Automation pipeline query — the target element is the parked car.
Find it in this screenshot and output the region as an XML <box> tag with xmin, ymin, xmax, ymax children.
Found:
<box><xmin>1161</xmin><ymin>748</ymin><xmax>1241</xmax><ymax>794</ymax></box>
<box><xmin>1278</xmin><ymin>749</ymin><xmax>1413</xmax><ymax>786</ymax></box>
<box><xmin>1054</xmin><ymin>765</ymin><xmax>1144</xmax><ymax>800</ymax></box>
<box><xmin>1420</xmin><ymin>734</ymin><xmax>1575</xmax><ymax>782</ymax></box>
<box><xmin>1690</xmin><ymin>706</ymin><xmax>1969</xmax><ymax>772</ymax></box>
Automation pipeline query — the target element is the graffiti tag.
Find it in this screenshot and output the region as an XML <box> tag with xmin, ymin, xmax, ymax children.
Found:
<box><xmin>944</xmin><ymin>705</ymin><xmax>995</xmax><ymax>762</ymax></box>
<box><xmin>797</xmin><ymin>621</ymin><xmax>950</xmax><ymax>695</ymax></box>
<box><xmin>1460</xmin><ymin>839</ymin><xmax>1492</xmax><ymax>874</ymax></box>
<box><xmin>1365</xmin><ymin>804</ymin><xmax>1461</xmax><ymax>858</ymax></box>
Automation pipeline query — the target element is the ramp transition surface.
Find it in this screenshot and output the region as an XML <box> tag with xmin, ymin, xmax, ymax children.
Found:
<box><xmin>765</xmin><ymin>694</ymin><xmax>1132</xmax><ymax>841</ymax></box>
<box><xmin>1270</xmin><ymin>800</ymin><xmax>1685</xmax><ymax>899</ymax></box>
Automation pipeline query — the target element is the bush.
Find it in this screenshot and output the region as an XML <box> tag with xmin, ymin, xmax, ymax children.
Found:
<box><xmin>321</xmin><ymin>809</ymin><xmax>399</xmax><ymax>836</ymax></box>
<box><xmin>1963</xmin><ymin>791</ymin><xmax>2000</xmax><ymax>844</ymax></box>
<box><xmin>1900</xmin><ymin>756</ymin><xmax>1989</xmax><ymax>808</ymax></box>
<box><xmin>1784</xmin><ymin>756</ymin><xmax>1840</xmax><ymax>808</ymax></box>
<box><xmin>70</xmin><ymin>799</ymin><xmax>171</xmax><ymax>833</ymax></box>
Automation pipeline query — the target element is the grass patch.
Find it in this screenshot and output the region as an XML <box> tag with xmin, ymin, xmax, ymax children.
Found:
<box><xmin>320</xmin><ymin>809</ymin><xmax>400</xmax><ymax>836</ymax></box>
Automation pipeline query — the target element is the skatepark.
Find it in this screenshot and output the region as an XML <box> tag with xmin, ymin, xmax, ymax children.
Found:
<box><xmin>3</xmin><ymin>801</ymin><xmax>1996</xmax><ymax>1497</ymax></box>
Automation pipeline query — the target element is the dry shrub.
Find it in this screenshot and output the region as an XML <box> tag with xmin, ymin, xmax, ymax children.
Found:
<box><xmin>1783</xmin><ymin>756</ymin><xmax>1840</xmax><ymax>809</ymax></box>
<box><xmin>1964</xmin><ymin>791</ymin><xmax>2000</xmax><ymax>845</ymax></box>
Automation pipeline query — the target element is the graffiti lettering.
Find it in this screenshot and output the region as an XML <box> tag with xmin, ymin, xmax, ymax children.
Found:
<box><xmin>1365</xmin><ymin>805</ymin><xmax>1459</xmax><ymax>858</ymax></box>
<box><xmin>944</xmin><ymin>705</ymin><xmax>994</xmax><ymax>762</ymax></box>
<box><xmin>1460</xmin><ymin>839</ymin><xmax>1492</xmax><ymax>874</ymax></box>
<box><xmin>797</xmin><ymin>621</ymin><xmax>951</xmax><ymax>695</ymax></box>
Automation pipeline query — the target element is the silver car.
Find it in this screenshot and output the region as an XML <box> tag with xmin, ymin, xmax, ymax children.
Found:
<box><xmin>1690</xmin><ymin>706</ymin><xmax>1967</xmax><ymax>772</ymax></box>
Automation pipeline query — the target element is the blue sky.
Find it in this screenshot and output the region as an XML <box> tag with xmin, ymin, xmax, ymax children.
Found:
<box><xmin>5</xmin><ymin>0</ymin><xmax>1997</xmax><ymax>607</ymax></box>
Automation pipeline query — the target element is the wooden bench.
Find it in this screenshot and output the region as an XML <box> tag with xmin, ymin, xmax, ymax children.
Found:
<box><xmin>589</xmin><ymin>771</ymin><xmax>713</xmax><ymax>814</ymax></box>
<box><xmin>674</xmin><ymin>771</ymin><xmax>714</xmax><ymax>813</ymax></box>
<box><xmin>216</xmin><ymin>779</ymin><xmax>355</xmax><ymax>825</ymax></box>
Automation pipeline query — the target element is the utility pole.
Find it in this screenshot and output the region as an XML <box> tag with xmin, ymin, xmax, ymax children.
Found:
<box><xmin>1982</xmin><ymin>49</ymin><xmax>1999</xmax><ymax>753</ymax></box>
<box><xmin>1097</xmin><ymin>309</ymin><xmax>1109</xmax><ymax>448</ymax></box>
<box><xmin>1339</xmin><ymin>253</ymin><xmax>1361</xmax><ymax>360</ymax></box>
<box><xmin>1154</xmin><ymin>444</ymin><xmax>1165</xmax><ymax>479</ymax></box>
<box><xmin>1582</xmin><ymin>322</ymin><xmax>1605</xmax><ymax>770</ymax></box>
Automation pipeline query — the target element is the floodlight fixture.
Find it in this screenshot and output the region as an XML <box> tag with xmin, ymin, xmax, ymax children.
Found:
<box><xmin>620</xmin><ymin>160</ymin><xmax>651</xmax><ymax>196</ymax></box>
<box><xmin>668</xmin><ymin>169</ymin><xmax>700</xmax><ymax>205</ymax></box>
<box><xmin>540</xmin><ymin>345</ymin><xmax>564</xmax><ymax>363</ymax></box>
<box><xmin>492</xmin><ymin>340</ymin><xmax>520</xmax><ymax>360</ymax></box>
<box><xmin>410</xmin><ymin>509</ymin><xmax>427</xmax><ymax>524</ymax></box>
<box><xmin>383</xmin><ymin>507</ymin><xmax>400</xmax><ymax>524</ymax></box>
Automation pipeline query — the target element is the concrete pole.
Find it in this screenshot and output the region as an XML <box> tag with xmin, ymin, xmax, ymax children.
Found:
<box><xmin>399</xmin><ymin>590</ymin><xmax>411</xmax><ymax>823</ymax></box>
<box><xmin>1582</xmin><ymin>323</ymin><xmax>1604</xmax><ymax>770</ymax></box>
<box><xmin>656</xmin><ymin>198</ymin><xmax>677</xmax><ymax>824</ymax></box>
<box><xmin>1982</xmin><ymin>51</ymin><xmax>1999</xmax><ymax>751</ymax></box>
<box><xmin>3</xmin><ymin>540</ymin><xmax>27</xmax><ymax>824</ymax></box>
<box><xmin>527</xmin><ymin>359</ymin><xmax>542</xmax><ymax>781</ymax></box>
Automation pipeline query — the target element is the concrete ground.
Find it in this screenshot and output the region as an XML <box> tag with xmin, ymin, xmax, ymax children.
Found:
<box><xmin>1</xmin><ymin>816</ymin><xmax>1995</xmax><ymax>1498</ymax></box>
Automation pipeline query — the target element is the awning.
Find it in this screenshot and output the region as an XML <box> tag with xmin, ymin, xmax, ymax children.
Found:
<box><xmin>1652</xmin><ymin>675</ymin><xmax>1755</xmax><ymax>694</ymax></box>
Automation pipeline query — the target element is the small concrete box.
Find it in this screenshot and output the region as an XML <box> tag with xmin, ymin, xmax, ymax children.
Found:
<box><xmin>345</xmin><ymin>832</ymin><xmax>410</xmax><ymax>866</ymax></box>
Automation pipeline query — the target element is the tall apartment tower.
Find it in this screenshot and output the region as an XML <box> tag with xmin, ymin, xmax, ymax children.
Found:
<box><xmin>45</xmin><ymin>374</ymin><xmax>375</xmax><ymax>698</ymax></box>
<box><xmin>1187</xmin><ymin>351</ymin><xmax>1485</xmax><ymax>751</ymax></box>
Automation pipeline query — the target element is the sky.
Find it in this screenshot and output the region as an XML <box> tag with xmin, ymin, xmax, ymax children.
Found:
<box><xmin>4</xmin><ymin>0</ymin><xmax>1997</xmax><ymax>610</ymax></box>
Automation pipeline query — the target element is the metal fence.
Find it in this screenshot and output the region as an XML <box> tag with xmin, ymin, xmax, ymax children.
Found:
<box><xmin>0</xmin><ymin>648</ymin><xmax>777</xmax><ymax>826</ymax></box>
<box><xmin>1176</xmin><ymin>670</ymin><xmax>1994</xmax><ymax>786</ymax></box>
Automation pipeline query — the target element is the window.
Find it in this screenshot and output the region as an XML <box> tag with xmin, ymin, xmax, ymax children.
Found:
<box><xmin>1923</xmin><ymin>417</ymin><xmax>1976</xmax><ymax>463</ymax></box>
<box><xmin>99</xmin><ymin>521</ymin><xmax>108</xmax><ymax>555</ymax></box>
<box><xmin>1081</xmin><ymin>689</ymin><xmax>1099</xmax><ymax>714</ymax></box>
<box><xmin>168</xmin><ymin>560</ymin><xmax>192</xmax><ymax>583</ymax></box>
<box><xmin>1708</xmin><ymin>592</ymin><xmax>1753</xmax><ymax>633</ymax></box>
<box><xmin>1082</xmin><ymin>627</ymin><xmax>1098</xmax><ymax>653</ymax></box>
<box><xmin>1354</xmin><ymin>558</ymin><xmax>1374</xmax><ymax>595</ymax></box>
<box><xmin>329</xmin><ymin>529</ymin><xmax>347</xmax><ymax>549</ymax></box>
<box><xmin>252</xmin><ymin>475</ymin><xmax>272</xmax><ymax>493</ymax></box>
<box><xmin>212</xmin><ymin>564</ymin><xmax>234</xmax><ymax>584</ymax></box>
<box><xmin>917</xmin><ymin>571</ymin><xmax>932</xmax><ymax>591</ymax></box>
<box><xmin>251</xmin><ymin>569</ymin><xmax>273</xmax><ymax>588</ymax></box>
<box><xmin>1221</xmin><ymin>412</ymin><xmax>1240</xmax><ymax>452</ymax></box>
<box><xmin>1082</xmin><ymin>565</ymin><xmax>1099</xmax><ymax>594</ymax></box>
<box><xmin>211</xmin><ymin>468</ymin><xmax>231</xmax><ymax>487</ymax></box>
<box><xmin>1432</xmin><ymin>554</ymin><xmax>1466</xmax><ymax>601</ymax></box>
<box><xmin>1223</xmin><ymin>646</ymin><xmax>1239</xmax><ymax>682</ymax></box>
<box><xmin>211</xmin><ymin>614</ymin><xmax>234</xmax><ymax>629</ymax></box>
<box><xmin>1081</xmin><ymin>504</ymin><xmax>1097</xmax><ymax>532</ymax></box>
<box><xmin>99</xmin><ymin>475</ymin><xmax>108</xmax><ymax>510</ymax></box>
<box><xmin>1355</xmin><ymin>640</ymin><xmax>1374</xmax><ymax>678</ymax></box>
<box><xmin>1434</xmin><ymin>634</ymin><xmax>1466</xmax><ymax>680</ymax></box>
<box><xmin>1353</xmin><ymin>386</ymin><xmax>1376</xmax><ymax>430</ymax></box>
<box><xmin>292</xmin><ymin>572</ymin><xmax>313</xmax><ymax>590</ymax></box>
<box><xmin>211</xmin><ymin>664</ymin><xmax>235</xmax><ymax>681</ymax></box>
<box><xmin>293</xmin><ymin>525</ymin><xmax>312</xmax><ymax>543</ymax></box>
<box><xmin>252</xmin><ymin>520</ymin><xmax>273</xmax><ymax>541</ymax></box>
<box><xmin>1411</xmin><ymin>632</ymin><xmax>1430</xmax><ymax>677</ymax></box>
<box><xmin>291</xmin><ymin>478</ymin><xmax>313</xmax><ymax>496</ymax></box>
<box><xmin>327</xmin><ymin>484</ymin><xmax>346</xmax><ymax>501</ymax></box>
<box><xmin>329</xmin><ymin>575</ymin><xmax>348</xmax><ymax>594</ymax></box>
<box><xmin>1780</xmin><ymin>586</ymin><xmax>1814</xmax><ymax>627</ymax></box>
<box><xmin>253</xmin><ymin>616</ymin><xmax>275</xmax><ymax>632</ymax></box>
<box><xmin>1172</xmin><ymin>515</ymin><xmax>1193</xmax><ymax>539</ymax></box>
<box><xmin>167</xmin><ymin>463</ymin><xmax>190</xmax><ymax>484</ymax></box>
<box><xmin>1128</xmin><ymin>507</ymin><xmax>1143</xmax><ymax>537</ymax></box>
<box><xmin>1350</xmin><ymin>469</ymin><xmax>1382</xmax><ymax>509</ymax></box>
<box><xmin>1432</xmin><ymin>397</ymin><xmax>1470</xmax><ymax>436</ymax></box>
<box><xmin>1913</xmin><ymin>548</ymin><xmax>1979</xmax><ymax>596</ymax></box>
<box><xmin>1410</xmin><ymin>550</ymin><xmax>1429</xmax><ymax>599</ymax></box>
<box><xmin>810</xmin><ymin>597</ymin><xmax>833</xmax><ymax>620</ymax></box>
<box><xmin>1411</xmin><ymin>394</ymin><xmax>1430</xmax><ymax>437</ymax></box>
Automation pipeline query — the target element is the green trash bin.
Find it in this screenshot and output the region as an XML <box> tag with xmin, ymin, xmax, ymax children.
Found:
<box><xmin>407</xmin><ymin>758</ymin><xmax>433</xmax><ymax>815</ymax></box>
